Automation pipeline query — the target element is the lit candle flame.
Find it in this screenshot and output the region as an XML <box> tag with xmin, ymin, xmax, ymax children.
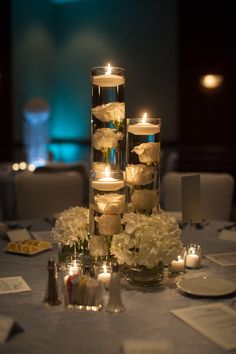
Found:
<box><xmin>106</xmin><ymin>63</ymin><xmax>112</xmax><ymax>75</ymax></box>
<box><xmin>142</xmin><ymin>112</ymin><xmax>147</xmax><ymax>123</ymax></box>
<box><xmin>104</xmin><ymin>165</ymin><xmax>111</xmax><ymax>178</ymax></box>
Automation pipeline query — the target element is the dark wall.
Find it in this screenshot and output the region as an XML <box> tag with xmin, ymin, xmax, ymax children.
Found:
<box><xmin>0</xmin><ymin>0</ymin><xmax>13</xmax><ymax>161</ymax></box>
<box><xmin>178</xmin><ymin>0</ymin><xmax>236</xmax><ymax>206</ymax></box>
<box><xmin>179</xmin><ymin>0</ymin><xmax>235</xmax><ymax>147</ymax></box>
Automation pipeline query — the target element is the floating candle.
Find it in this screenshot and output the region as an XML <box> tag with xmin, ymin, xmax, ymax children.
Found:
<box><xmin>92</xmin><ymin>63</ymin><xmax>124</xmax><ymax>87</ymax></box>
<box><xmin>92</xmin><ymin>166</ymin><xmax>124</xmax><ymax>191</ymax></box>
<box><xmin>128</xmin><ymin>113</ymin><xmax>160</xmax><ymax>135</ymax></box>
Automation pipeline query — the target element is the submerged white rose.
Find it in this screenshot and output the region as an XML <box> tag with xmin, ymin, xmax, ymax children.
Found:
<box><xmin>89</xmin><ymin>235</ymin><xmax>106</xmax><ymax>258</ymax></box>
<box><xmin>126</xmin><ymin>164</ymin><xmax>153</xmax><ymax>186</ymax></box>
<box><xmin>132</xmin><ymin>142</ymin><xmax>160</xmax><ymax>163</ymax></box>
<box><xmin>95</xmin><ymin>214</ymin><xmax>122</xmax><ymax>235</ymax></box>
<box><xmin>92</xmin><ymin>128</ymin><xmax>123</xmax><ymax>151</ymax></box>
<box><xmin>94</xmin><ymin>193</ymin><xmax>125</xmax><ymax>214</ymax></box>
<box><xmin>131</xmin><ymin>189</ymin><xmax>158</xmax><ymax>210</ymax></box>
<box><xmin>92</xmin><ymin>102</ymin><xmax>125</xmax><ymax>122</ymax></box>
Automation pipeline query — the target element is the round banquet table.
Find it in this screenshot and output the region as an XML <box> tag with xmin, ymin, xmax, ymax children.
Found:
<box><xmin>0</xmin><ymin>219</ymin><xmax>236</xmax><ymax>354</ymax></box>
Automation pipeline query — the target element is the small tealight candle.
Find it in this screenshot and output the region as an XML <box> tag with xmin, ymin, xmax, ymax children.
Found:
<box><xmin>92</xmin><ymin>63</ymin><xmax>124</xmax><ymax>87</ymax></box>
<box><xmin>63</xmin><ymin>258</ymin><xmax>81</xmax><ymax>284</ymax></box>
<box><xmin>97</xmin><ymin>263</ymin><xmax>112</xmax><ymax>290</ymax></box>
<box><xmin>185</xmin><ymin>244</ymin><xmax>201</xmax><ymax>269</ymax></box>
<box><xmin>170</xmin><ymin>256</ymin><xmax>185</xmax><ymax>273</ymax></box>
<box><xmin>91</xmin><ymin>166</ymin><xmax>124</xmax><ymax>191</ymax></box>
<box><xmin>128</xmin><ymin>113</ymin><xmax>160</xmax><ymax>136</ymax></box>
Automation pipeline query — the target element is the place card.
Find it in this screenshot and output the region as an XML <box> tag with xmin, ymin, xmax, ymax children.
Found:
<box><xmin>206</xmin><ymin>252</ymin><xmax>236</xmax><ymax>266</ymax></box>
<box><xmin>7</xmin><ymin>228</ymin><xmax>31</xmax><ymax>242</ymax></box>
<box><xmin>0</xmin><ymin>315</ymin><xmax>23</xmax><ymax>343</ymax></box>
<box><xmin>123</xmin><ymin>339</ymin><xmax>172</xmax><ymax>354</ymax></box>
<box><xmin>0</xmin><ymin>276</ymin><xmax>31</xmax><ymax>294</ymax></box>
<box><xmin>171</xmin><ymin>303</ymin><xmax>236</xmax><ymax>350</ymax></box>
<box><xmin>181</xmin><ymin>175</ymin><xmax>202</xmax><ymax>223</ymax></box>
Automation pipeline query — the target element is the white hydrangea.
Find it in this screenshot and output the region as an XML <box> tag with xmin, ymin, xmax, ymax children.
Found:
<box><xmin>110</xmin><ymin>212</ymin><xmax>183</xmax><ymax>268</ymax></box>
<box><xmin>51</xmin><ymin>206</ymin><xmax>89</xmax><ymax>247</ymax></box>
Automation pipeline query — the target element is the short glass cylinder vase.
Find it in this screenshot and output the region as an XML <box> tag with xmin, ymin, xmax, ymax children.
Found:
<box><xmin>126</xmin><ymin>262</ymin><xmax>164</xmax><ymax>287</ymax></box>
<box><xmin>126</xmin><ymin>116</ymin><xmax>161</xmax><ymax>214</ymax></box>
<box><xmin>185</xmin><ymin>243</ymin><xmax>201</xmax><ymax>269</ymax></box>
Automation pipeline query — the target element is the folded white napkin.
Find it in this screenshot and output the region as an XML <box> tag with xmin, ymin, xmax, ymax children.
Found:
<box><xmin>218</xmin><ymin>229</ymin><xmax>236</xmax><ymax>242</ymax></box>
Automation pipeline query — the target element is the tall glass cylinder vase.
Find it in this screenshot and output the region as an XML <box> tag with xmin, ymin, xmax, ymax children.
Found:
<box><xmin>90</xmin><ymin>64</ymin><xmax>126</xmax><ymax>259</ymax></box>
<box><xmin>126</xmin><ymin>116</ymin><xmax>161</xmax><ymax>214</ymax></box>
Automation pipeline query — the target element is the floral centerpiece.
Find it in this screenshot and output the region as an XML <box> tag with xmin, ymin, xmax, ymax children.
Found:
<box><xmin>110</xmin><ymin>211</ymin><xmax>183</xmax><ymax>286</ymax></box>
<box><xmin>51</xmin><ymin>206</ymin><xmax>89</xmax><ymax>264</ymax></box>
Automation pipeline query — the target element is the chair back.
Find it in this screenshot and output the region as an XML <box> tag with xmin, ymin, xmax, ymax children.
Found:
<box><xmin>14</xmin><ymin>171</ymin><xmax>84</xmax><ymax>219</ymax></box>
<box><xmin>35</xmin><ymin>161</ymin><xmax>89</xmax><ymax>206</ymax></box>
<box><xmin>161</xmin><ymin>172</ymin><xmax>234</xmax><ymax>220</ymax></box>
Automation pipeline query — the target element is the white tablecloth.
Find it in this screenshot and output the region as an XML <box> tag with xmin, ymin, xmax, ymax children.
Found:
<box><xmin>0</xmin><ymin>220</ymin><xmax>236</xmax><ymax>354</ymax></box>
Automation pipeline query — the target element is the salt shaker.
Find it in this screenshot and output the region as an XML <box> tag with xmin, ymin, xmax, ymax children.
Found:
<box><xmin>43</xmin><ymin>258</ymin><xmax>62</xmax><ymax>306</ymax></box>
<box><xmin>106</xmin><ymin>263</ymin><xmax>125</xmax><ymax>313</ymax></box>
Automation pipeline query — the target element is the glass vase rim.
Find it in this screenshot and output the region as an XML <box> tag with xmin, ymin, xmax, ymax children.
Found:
<box><xmin>127</xmin><ymin>117</ymin><xmax>161</xmax><ymax>121</ymax></box>
<box><xmin>91</xmin><ymin>66</ymin><xmax>125</xmax><ymax>74</ymax></box>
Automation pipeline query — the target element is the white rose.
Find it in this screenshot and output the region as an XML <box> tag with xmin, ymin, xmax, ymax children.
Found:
<box><xmin>95</xmin><ymin>214</ymin><xmax>122</xmax><ymax>235</ymax></box>
<box><xmin>131</xmin><ymin>189</ymin><xmax>158</xmax><ymax>210</ymax></box>
<box><xmin>92</xmin><ymin>128</ymin><xmax>123</xmax><ymax>151</ymax></box>
<box><xmin>126</xmin><ymin>164</ymin><xmax>153</xmax><ymax>186</ymax></box>
<box><xmin>89</xmin><ymin>235</ymin><xmax>106</xmax><ymax>257</ymax></box>
<box><xmin>92</xmin><ymin>102</ymin><xmax>124</xmax><ymax>122</ymax></box>
<box><xmin>94</xmin><ymin>193</ymin><xmax>125</xmax><ymax>214</ymax></box>
<box><xmin>132</xmin><ymin>142</ymin><xmax>160</xmax><ymax>163</ymax></box>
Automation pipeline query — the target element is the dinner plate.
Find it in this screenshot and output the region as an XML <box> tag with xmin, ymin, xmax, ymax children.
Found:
<box><xmin>178</xmin><ymin>276</ymin><xmax>236</xmax><ymax>297</ymax></box>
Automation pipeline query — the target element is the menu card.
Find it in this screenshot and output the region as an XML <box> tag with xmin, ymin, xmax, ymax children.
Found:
<box><xmin>181</xmin><ymin>175</ymin><xmax>202</xmax><ymax>223</ymax></box>
<box><xmin>206</xmin><ymin>252</ymin><xmax>236</xmax><ymax>266</ymax></box>
<box><xmin>0</xmin><ymin>276</ymin><xmax>31</xmax><ymax>294</ymax></box>
<box><xmin>0</xmin><ymin>315</ymin><xmax>23</xmax><ymax>343</ymax></box>
<box><xmin>123</xmin><ymin>339</ymin><xmax>172</xmax><ymax>354</ymax></box>
<box><xmin>171</xmin><ymin>303</ymin><xmax>236</xmax><ymax>350</ymax></box>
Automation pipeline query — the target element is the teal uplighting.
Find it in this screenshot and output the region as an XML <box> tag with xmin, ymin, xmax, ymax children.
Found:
<box><xmin>148</xmin><ymin>135</ymin><xmax>155</xmax><ymax>142</ymax></box>
<box><xmin>49</xmin><ymin>143</ymin><xmax>90</xmax><ymax>163</ymax></box>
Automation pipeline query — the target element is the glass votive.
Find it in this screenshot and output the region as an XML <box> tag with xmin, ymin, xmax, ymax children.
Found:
<box><xmin>185</xmin><ymin>244</ymin><xmax>201</xmax><ymax>269</ymax></box>
<box><xmin>97</xmin><ymin>261</ymin><xmax>112</xmax><ymax>290</ymax></box>
<box><xmin>169</xmin><ymin>253</ymin><xmax>186</xmax><ymax>276</ymax></box>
